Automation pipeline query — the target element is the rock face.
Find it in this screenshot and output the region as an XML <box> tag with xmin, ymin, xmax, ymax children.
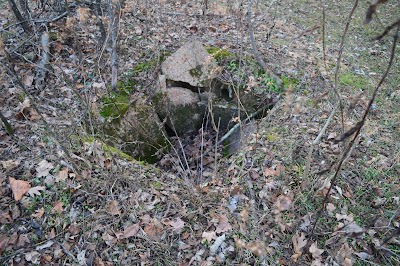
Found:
<box><xmin>154</xmin><ymin>85</ymin><xmax>204</xmax><ymax>136</ymax></box>
<box><xmin>103</xmin><ymin>95</ymin><xmax>168</xmax><ymax>163</ymax></box>
<box><xmin>153</xmin><ymin>39</ymin><xmax>264</xmax><ymax>137</ymax></box>
<box><xmin>161</xmin><ymin>40</ymin><xmax>218</xmax><ymax>88</ymax></box>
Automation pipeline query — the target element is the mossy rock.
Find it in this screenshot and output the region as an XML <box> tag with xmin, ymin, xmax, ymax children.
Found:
<box><xmin>153</xmin><ymin>87</ymin><xmax>205</xmax><ymax>136</ymax></box>
<box><xmin>102</xmin><ymin>94</ymin><xmax>169</xmax><ymax>163</ymax></box>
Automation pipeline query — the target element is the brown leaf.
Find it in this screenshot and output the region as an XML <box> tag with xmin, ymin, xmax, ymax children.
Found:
<box><xmin>11</xmin><ymin>204</ymin><xmax>20</xmax><ymax>219</ymax></box>
<box><xmin>202</xmin><ymin>231</ymin><xmax>216</xmax><ymax>243</ymax></box>
<box><xmin>291</xmin><ymin>232</ymin><xmax>307</xmax><ymax>262</ymax></box>
<box><xmin>51</xmin><ymin>201</ymin><xmax>64</xmax><ymax>214</ymax></box>
<box><xmin>168</xmin><ymin>218</ymin><xmax>185</xmax><ymax>232</ymax></box>
<box><xmin>144</xmin><ymin>219</ymin><xmax>163</xmax><ymax>240</ymax></box>
<box><xmin>215</xmin><ymin>214</ymin><xmax>232</xmax><ymax>234</ymax></box>
<box><xmin>263</xmin><ymin>168</ymin><xmax>278</xmax><ymax>177</ymax></box>
<box><xmin>0</xmin><ymin>211</ymin><xmax>13</xmax><ymax>224</ymax></box>
<box><xmin>122</xmin><ymin>224</ymin><xmax>140</xmax><ymax>239</ymax></box>
<box><xmin>68</xmin><ymin>223</ymin><xmax>80</xmax><ymax>235</ymax></box>
<box><xmin>107</xmin><ymin>200</ymin><xmax>121</xmax><ymax>216</ymax></box>
<box><xmin>16</xmin><ymin>234</ymin><xmax>30</xmax><ymax>247</ymax></box>
<box><xmin>48</xmin><ymin>228</ymin><xmax>56</xmax><ymax>239</ymax></box>
<box><xmin>275</xmin><ymin>195</ymin><xmax>292</xmax><ymax>211</ymax></box>
<box><xmin>9</xmin><ymin>177</ymin><xmax>31</xmax><ymax>201</ymax></box>
<box><xmin>54</xmin><ymin>41</ymin><xmax>63</xmax><ymax>53</ymax></box>
<box><xmin>247</xmin><ymin>241</ymin><xmax>266</xmax><ymax>256</ymax></box>
<box><xmin>32</xmin><ymin>207</ymin><xmax>45</xmax><ymax>218</ymax></box>
<box><xmin>1</xmin><ymin>160</ymin><xmax>20</xmax><ymax>171</ymax></box>
<box><xmin>0</xmin><ymin>234</ymin><xmax>10</xmax><ymax>253</ymax></box>
<box><xmin>56</xmin><ymin>168</ymin><xmax>69</xmax><ymax>182</ymax></box>
<box><xmin>309</xmin><ymin>242</ymin><xmax>324</xmax><ymax>260</ymax></box>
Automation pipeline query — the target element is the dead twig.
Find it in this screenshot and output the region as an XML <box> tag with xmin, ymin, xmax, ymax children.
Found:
<box><xmin>310</xmin><ymin>23</ymin><xmax>399</xmax><ymax>241</ymax></box>
<box><xmin>247</xmin><ymin>0</ymin><xmax>282</xmax><ymax>87</ymax></box>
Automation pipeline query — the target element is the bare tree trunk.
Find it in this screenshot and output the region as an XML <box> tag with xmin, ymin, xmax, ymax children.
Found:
<box><xmin>7</xmin><ymin>0</ymin><xmax>32</xmax><ymax>33</ymax></box>
<box><xmin>107</xmin><ymin>0</ymin><xmax>121</xmax><ymax>91</ymax></box>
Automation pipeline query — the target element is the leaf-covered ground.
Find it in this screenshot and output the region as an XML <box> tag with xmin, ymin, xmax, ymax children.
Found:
<box><xmin>1</xmin><ymin>0</ymin><xmax>399</xmax><ymax>265</ymax></box>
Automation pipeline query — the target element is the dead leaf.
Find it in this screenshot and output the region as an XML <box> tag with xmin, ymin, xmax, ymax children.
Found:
<box><xmin>275</xmin><ymin>194</ymin><xmax>292</xmax><ymax>211</ymax></box>
<box><xmin>27</xmin><ymin>186</ymin><xmax>46</xmax><ymax>197</ymax></box>
<box><xmin>0</xmin><ymin>211</ymin><xmax>12</xmax><ymax>224</ymax></box>
<box><xmin>1</xmin><ymin>160</ymin><xmax>20</xmax><ymax>171</ymax></box>
<box><xmin>215</xmin><ymin>214</ymin><xmax>232</xmax><ymax>234</ymax></box>
<box><xmin>9</xmin><ymin>177</ymin><xmax>31</xmax><ymax>201</ymax></box>
<box><xmin>264</xmin><ymin>168</ymin><xmax>278</xmax><ymax>177</ymax></box>
<box><xmin>309</xmin><ymin>242</ymin><xmax>324</xmax><ymax>262</ymax></box>
<box><xmin>68</xmin><ymin>223</ymin><xmax>80</xmax><ymax>235</ymax></box>
<box><xmin>202</xmin><ymin>231</ymin><xmax>216</xmax><ymax>243</ymax></box>
<box><xmin>51</xmin><ymin>201</ymin><xmax>64</xmax><ymax>214</ymax></box>
<box><xmin>168</xmin><ymin>218</ymin><xmax>185</xmax><ymax>232</ymax></box>
<box><xmin>11</xmin><ymin>204</ymin><xmax>20</xmax><ymax>219</ymax></box>
<box><xmin>107</xmin><ymin>200</ymin><xmax>121</xmax><ymax>215</ymax></box>
<box><xmin>48</xmin><ymin>228</ymin><xmax>56</xmax><ymax>239</ymax></box>
<box><xmin>17</xmin><ymin>234</ymin><xmax>30</xmax><ymax>247</ymax></box>
<box><xmin>121</xmin><ymin>224</ymin><xmax>140</xmax><ymax>239</ymax></box>
<box><xmin>247</xmin><ymin>241</ymin><xmax>266</xmax><ymax>256</ymax></box>
<box><xmin>25</xmin><ymin>250</ymin><xmax>40</xmax><ymax>264</ymax></box>
<box><xmin>144</xmin><ymin>219</ymin><xmax>163</xmax><ymax>240</ymax></box>
<box><xmin>102</xmin><ymin>231</ymin><xmax>117</xmax><ymax>246</ymax></box>
<box><xmin>291</xmin><ymin>232</ymin><xmax>307</xmax><ymax>262</ymax></box>
<box><xmin>56</xmin><ymin>168</ymin><xmax>69</xmax><ymax>182</ymax></box>
<box><xmin>36</xmin><ymin>160</ymin><xmax>54</xmax><ymax>177</ymax></box>
<box><xmin>0</xmin><ymin>234</ymin><xmax>10</xmax><ymax>253</ymax></box>
<box><xmin>32</xmin><ymin>207</ymin><xmax>45</xmax><ymax>218</ymax></box>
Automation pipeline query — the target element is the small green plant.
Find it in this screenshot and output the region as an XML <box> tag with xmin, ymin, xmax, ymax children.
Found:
<box><xmin>205</xmin><ymin>46</ymin><xmax>232</xmax><ymax>62</ymax></box>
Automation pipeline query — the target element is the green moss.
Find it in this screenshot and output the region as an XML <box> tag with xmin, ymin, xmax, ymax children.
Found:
<box><xmin>205</xmin><ymin>46</ymin><xmax>233</xmax><ymax>62</ymax></box>
<box><xmin>132</xmin><ymin>51</ymin><xmax>171</xmax><ymax>74</ymax></box>
<box><xmin>99</xmin><ymin>81</ymin><xmax>134</xmax><ymax>121</ymax></box>
<box><xmin>189</xmin><ymin>65</ymin><xmax>203</xmax><ymax>78</ymax></box>
<box><xmin>282</xmin><ymin>76</ymin><xmax>299</xmax><ymax>89</ymax></box>
<box><xmin>265</xmin><ymin>133</ymin><xmax>279</xmax><ymax>142</ymax></box>
<box><xmin>339</xmin><ymin>72</ymin><xmax>366</xmax><ymax>90</ymax></box>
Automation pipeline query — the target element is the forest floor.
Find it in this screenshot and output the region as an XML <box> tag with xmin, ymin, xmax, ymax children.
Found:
<box><xmin>1</xmin><ymin>0</ymin><xmax>399</xmax><ymax>265</ymax></box>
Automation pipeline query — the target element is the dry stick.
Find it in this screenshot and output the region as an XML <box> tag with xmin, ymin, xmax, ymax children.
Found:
<box><xmin>321</xmin><ymin>2</ymin><xmax>328</xmax><ymax>76</ymax></box>
<box><xmin>303</xmin><ymin>0</ymin><xmax>358</xmax><ymax>182</ymax></box>
<box><xmin>247</xmin><ymin>0</ymin><xmax>282</xmax><ymax>87</ymax></box>
<box><xmin>309</xmin><ymin>24</ymin><xmax>399</xmax><ymax>239</ymax></box>
<box><xmin>303</xmin><ymin>102</ymin><xmax>339</xmax><ymax>183</ymax></box>
<box><xmin>334</xmin><ymin>0</ymin><xmax>359</xmax><ymax>134</ymax></box>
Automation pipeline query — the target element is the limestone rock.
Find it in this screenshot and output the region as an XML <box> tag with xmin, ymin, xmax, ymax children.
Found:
<box><xmin>104</xmin><ymin>96</ymin><xmax>168</xmax><ymax>163</ymax></box>
<box><xmin>154</xmin><ymin>86</ymin><xmax>204</xmax><ymax>136</ymax></box>
<box><xmin>161</xmin><ymin>40</ymin><xmax>218</xmax><ymax>88</ymax></box>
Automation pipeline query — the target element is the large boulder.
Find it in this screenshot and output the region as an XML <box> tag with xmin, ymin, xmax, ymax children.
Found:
<box><xmin>161</xmin><ymin>40</ymin><xmax>218</xmax><ymax>88</ymax></box>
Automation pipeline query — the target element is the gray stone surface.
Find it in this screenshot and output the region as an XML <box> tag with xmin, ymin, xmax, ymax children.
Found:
<box><xmin>161</xmin><ymin>40</ymin><xmax>218</xmax><ymax>88</ymax></box>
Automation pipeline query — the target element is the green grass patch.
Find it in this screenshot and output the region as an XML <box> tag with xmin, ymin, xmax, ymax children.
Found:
<box><xmin>339</xmin><ymin>72</ymin><xmax>367</xmax><ymax>90</ymax></box>
<box><xmin>205</xmin><ymin>46</ymin><xmax>233</xmax><ymax>62</ymax></box>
